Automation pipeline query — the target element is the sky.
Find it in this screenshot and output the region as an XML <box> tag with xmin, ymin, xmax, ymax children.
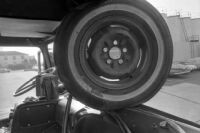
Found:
<box><xmin>2</xmin><ymin>47</ymin><xmax>40</xmax><ymax>58</ymax></box>
<box><xmin>1</xmin><ymin>0</ymin><xmax>200</xmax><ymax>56</ymax></box>
<box><xmin>147</xmin><ymin>0</ymin><xmax>200</xmax><ymax>18</ymax></box>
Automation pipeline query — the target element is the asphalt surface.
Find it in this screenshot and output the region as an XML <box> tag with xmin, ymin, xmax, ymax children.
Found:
<box><xmin>0</xmin><ymin>71</ymin><xmax>36</xmax><ymax>119</ymax></box>
<box><xmin>166</xmin><ymin>71</ymin><xmax>200</xmax><ymax>86</ymax></box>
<box><xmin>146</xmin><ymin>71</ymin><xmax>200</xmax><ymax>124</ymax></box>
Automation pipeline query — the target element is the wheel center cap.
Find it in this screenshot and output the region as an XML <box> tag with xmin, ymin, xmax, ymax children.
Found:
<box><xmin>109</xmin><ymin>47</ymin><xmax>122</xmax><ymax>60</ymax></box>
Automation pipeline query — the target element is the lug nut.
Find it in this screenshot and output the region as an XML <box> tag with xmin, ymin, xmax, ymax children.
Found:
<box><xmin>106</xmin><ymin>59</ymin><xmax>112</xmax><ymax>64</ymax></box>
<box><xmin>113</xmin><ymin>40</ymin><xmax>118</xmax><ymax>45</ymax></box>
<box><xmin>118</xmin><ymin>59</ymin><xmax>123</xmax><ymax>64</ymax></box>
<box><xmin>103</xmin><ymin>47</ymin><xmax>108</xmax><ymax>52</ymax></box>
<box><xmin>122</xmin><ymin>48</ymin><xmax>127</xmax><ymax>53</ymax></box>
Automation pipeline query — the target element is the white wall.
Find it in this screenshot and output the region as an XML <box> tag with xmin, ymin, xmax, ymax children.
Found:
<box><xmin>192</xmin><ymin>18</ymin><xmax>200</xmax><ymax>35</ymax></box>
<box><xmin>166</xmin><ymin>15</ymin><xmax>191</xmax><ymax>61</ymax></box>
<box><xmin>162</xmin><ymin>14</ymin><xmax>200</xmax><ymax>62</ymax></box>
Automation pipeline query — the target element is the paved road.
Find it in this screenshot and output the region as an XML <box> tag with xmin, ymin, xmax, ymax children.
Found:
<box><xmin>0</xmin><ymin>70</ymin><xmax>36</xmax><ymax>119</ymax></box>
<box><xmin>165</xmin><ymin>71</ymin><xmax>200</xmax><ymax>86</ymax></box>
<box><xmin>146</xmin><ymin>71</ymin><xmax>200</xmax><ymax>124</ymax></box>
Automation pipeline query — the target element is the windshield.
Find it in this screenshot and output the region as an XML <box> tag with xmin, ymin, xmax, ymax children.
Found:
<box><xmin>0</xmin><ymin>0</ymin><xmax>200</xmax><ymax>126</ymax></box>
<box><xmin>0</xmin><ymin>46</ymin><xmax>40</xmax><ymax>119</ymax></box>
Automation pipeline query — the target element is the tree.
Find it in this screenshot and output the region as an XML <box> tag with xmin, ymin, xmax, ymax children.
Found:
<box><xmin>29</xmin><ymin>58</ymin><xmax>37</xmax><ymax>67</ymax></box>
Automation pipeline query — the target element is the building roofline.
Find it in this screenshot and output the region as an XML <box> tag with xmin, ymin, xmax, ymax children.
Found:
<box><xmin>0</xmin><ymin>51</ymin><xmax>28</xmax><ymax>56</ymax></box>
<box><xmin>191</xmin><ymin>18</ymin><xmax>200</xmax><ymax>20</ymax></box>
<box><xmin>168</xmin><ymin>15</ymin><xmax>180</xmax><ymax>18</ymax></box>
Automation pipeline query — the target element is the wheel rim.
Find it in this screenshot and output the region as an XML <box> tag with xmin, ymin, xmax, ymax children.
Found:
<box><xmin>76</xmin><ymin>13</ymin><xmax>158</xmax><ymax>92</ymax></box>
<box><xmin>87</xmin><ymin>25</ymin><xmax>140</xmax><ymax>79</ymax></box>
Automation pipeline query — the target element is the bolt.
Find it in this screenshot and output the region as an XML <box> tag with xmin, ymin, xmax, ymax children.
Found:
<box><xmin>118</xmin><ymin>59</ymin><xmax>123</xmax><ymax>64</ymax></box>
<box><xmin>103</xmin><ymin>47</ymin><xmax>108</xmax><ymax>52</ymax></box>
<box><xmin>122</xmin><ymin>48</ymin><xmax>127</xmax><ymax>53</ymax></box>
<box><xmin>113</xmin><ymin>40</ymin><xmax>118</xmax><ymax>45</ymax></box>
<box><xmin>106</xmin><ymin>59</ymin><xmax>112</xmax><ymax>64</ymax></box>
<box><xmin>152</xmin><ymin>123</ymin><xmax>158</xmax><ymax>128</ymax></box>
<box><xmin>159</xmin><ymin>121</ymin><xmax>167</xmax><ymax>128</ymax></box>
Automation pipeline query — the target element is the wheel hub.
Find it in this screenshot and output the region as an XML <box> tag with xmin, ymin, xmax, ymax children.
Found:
<box><xmin>109</xmin><ymin>46</ymin><xmax>122</xmax><ymax>60</ymax></box>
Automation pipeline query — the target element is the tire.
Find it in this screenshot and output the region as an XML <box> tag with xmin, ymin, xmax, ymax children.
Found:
<box><xmin>54</xmin><ymin>0</ymin><xmax>173</xmax><ymax>110</ymax></box>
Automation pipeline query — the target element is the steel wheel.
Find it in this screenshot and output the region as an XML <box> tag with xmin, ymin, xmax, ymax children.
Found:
<box><xmin>54</xmin><ymin>0</ymin><xmax>173</xmax><ymax>110</ymax></box>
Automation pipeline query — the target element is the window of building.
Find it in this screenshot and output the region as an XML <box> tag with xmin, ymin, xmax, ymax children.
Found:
<box><xmin>21</xmin><ymin>56</ymin><xmax>24</xmax><ymax>59</ymax></box>
<box><xmin>4</xmin><ymin>56</ymin><xmax>8</xmax><ymax>60</ymax></box>
<box><xmin>13</xmin><ymin>56</ymin><xmax>16</xmax><ymax>60</ymax></box>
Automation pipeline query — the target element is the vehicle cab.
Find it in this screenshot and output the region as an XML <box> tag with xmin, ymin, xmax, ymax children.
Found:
<box><xmin>0</xmin><ymin>0</ymin><xmax>200</xmax><ymax>133</ymax></box>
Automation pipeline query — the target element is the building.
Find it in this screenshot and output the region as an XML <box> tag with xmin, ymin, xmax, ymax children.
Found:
<box><xmin>162</xmin><ymin>14</ymin><xmax>200</xmax><ymax>62</ymax></box>
<box><xmin>0</xmin><ymin>51</ymin><xmax>33</xmax><ymax>67</ymax></box>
